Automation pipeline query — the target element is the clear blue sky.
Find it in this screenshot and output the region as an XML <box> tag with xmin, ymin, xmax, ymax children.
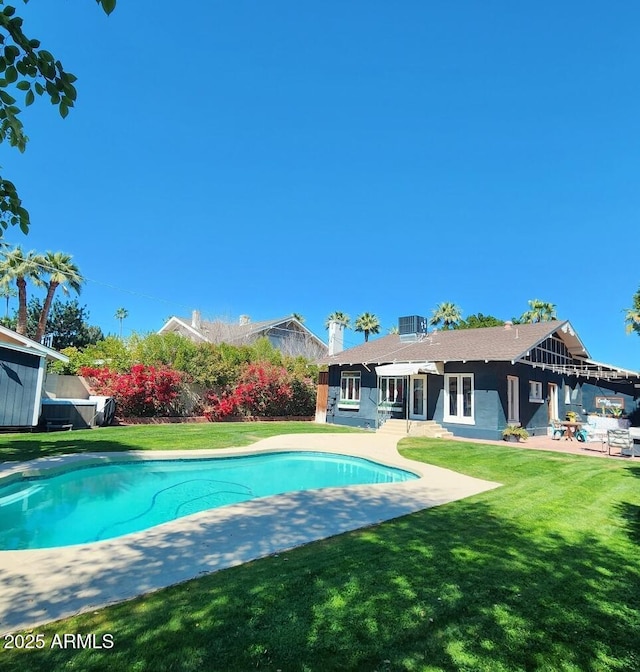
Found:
<box><xmin>2</xmin><ymin>1</ymin><xmax>639</xmax><ymax>368</ymax></box>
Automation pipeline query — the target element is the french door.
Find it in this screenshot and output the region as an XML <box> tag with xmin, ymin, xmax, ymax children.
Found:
<box><xmin>409</xmin><ymin>375</ymin><xmax>427</xmax><ymax>420</ymax></box>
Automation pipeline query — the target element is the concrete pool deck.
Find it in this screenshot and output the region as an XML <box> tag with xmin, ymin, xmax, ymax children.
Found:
<box><xmin>0</xmin><ymin>433</ymin><xmax>501</xmax><ymax>634</ymax></box>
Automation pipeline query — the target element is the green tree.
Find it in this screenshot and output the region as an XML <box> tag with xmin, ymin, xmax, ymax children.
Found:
<box><xmin>0</xmin><ymin>281</ymin><xmax>16</xmax><ymax>317</ymax></box>
<box><xmin>25</xmin><ymin>297</ymin><xmax>103</xmax><ymax>349</ymax></box>
<box><xmin>624</xmin><ymin>287</ymin><xmax>640</xmax><ymax>336</ymax></box>
<box><xmin>114</xmin><ymin>307</ymin><xmax>128</xmax><ymax>338</ymax></box>
<box><xmin>34</xmin><ymin>251</ymin><xmax>82</xmax><ymax>342</ymax></box>
<box><xmin>455</xmin><ymin>313</ymin><xmax>505</xmax><ymax>330</ymax></box>
<box><xmin>429</xmin><ymin>302</ymin><xmax>462</xmax><ymax>330</ymax></box>
<box><xmin>291</xmin><ymin>313</ymin><xmax>305</xmax><ymax>324</ymax></box>
<box><xmin>0</xmin><ymin>245</ymin><xmax>43</xmax><ymax>334</ymax></box>
<box><xmin>388</xmin><ymin>324</ymin><xmax>399</xmax><ymax>334</ymax></box>
<box><xmin>129</xmin><ymin>332</ymin><xmax>198</xmax><ymax>370</ymax></box>
<box><xmin>520</xmin><ymin>299</ymin><xmax>557</xmax><ymax>324</ymax></box>
<box><xmin>325</xmin><ymin>311</ymin><xmax>351</xmax><ymax>329</ymax></box>
<box><xmin>0</xmin><ymin>0</ymin><xmax>115</xmax><ymax>236</ymax></box>
<box><xmin>354</xmin><ymin>312</ymin><xmax>380</xmax><ymax>342</ymax></box>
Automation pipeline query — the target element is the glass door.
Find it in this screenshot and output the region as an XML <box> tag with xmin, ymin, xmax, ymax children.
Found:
<box><xmin>410</xmin><ymin>375</ymin><xmax>427</xmax><ymax>420</ymax></box>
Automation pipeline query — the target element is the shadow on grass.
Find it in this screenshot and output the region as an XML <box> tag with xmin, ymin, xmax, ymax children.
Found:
<box><xmin>0</xmin><ymin>434</ymin><xmax>138</xmax><ymax>462</ymax></box>
<box><xmin>3</xmin><ymin>496</ymin><xmax>640</xmax><ymax>672</ymax></box>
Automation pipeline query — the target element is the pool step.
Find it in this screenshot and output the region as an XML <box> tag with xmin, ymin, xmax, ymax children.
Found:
<box><xmin>377</xmin><ymin>419</ymin><xmax>454</xmax><ymax>439</ymax></box>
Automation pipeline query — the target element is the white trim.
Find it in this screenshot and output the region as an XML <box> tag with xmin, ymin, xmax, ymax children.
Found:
<box><xmin>0</xmin><ymin>325</ymin><xmax>68</xmax><ymax>362</ymax></box>
<box><xmin>32</xmin><ymin>357</ymin><xmax>47</xmax><ymax>426</ymax></box>
<box><xmin>409</xmin><ymin>374</ymin><xmax>427</xmax><ymax>420</ymax></box>
<box><xmin>157</xmin><ymin>317</ymin><xmax>209</xmax><ymax>342</ymax></box>
<box><xmin>444</xmin><ymin>373</ymin><xmax>475</xmax><ymax>425</ymax></box>
<box><xmin>507</xmin><ymin>375</ymin><xmax>520</xmax><ymax>424</ymax></box>
<box><xmin>339</xmin><ymin>370</ymin><xmax>361</xmax><ymax>410</ymax></box>
<box><xmin>529</xmin><ymin>380</ymin><xmax>543</xmax><ymax>403</ymax></box>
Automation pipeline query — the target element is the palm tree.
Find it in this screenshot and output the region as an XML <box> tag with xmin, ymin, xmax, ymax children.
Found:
<box><xmin>291</xmin><ymin>313</ymin><xmax>305</xmax><ymax>324</ymax></box>
<box><xmin>520</xmin><ymin>299</ymin><xmax>557</xmax><ymax>324</ymax></box>
<box><xmin>325</xmin><ymin>311</ymin><xmax>351</xmax><ymax>329</ymax></box>
<box><xmin>429</xmin><ymin>302</ymin><xmax>462</xmax><ymax>330</ymax></box>
<box><xmin>388</xmin><ymin>325</ymin><xmax>399</xmax><ymax>334</ymax></box>
<box><xmin>115</xmin><ymin>307</ymin><xmax>129</xmax><ymax>338</ymax></box>
<box><xmin>624</xmin><ymin>287</ymin><xmax>640</xmax><ymax>336</ymax></box>
<box><xmin>354</xmin><ymin>312</ymin><xmax>380</xmax><ymax>342</ymax></box>
<box><xmin>35</xmin><ymin>252</ymin><xmax>83</xmax><ymax>343</ymax></box>
<box><xmin>0</xmin><ymin>246</ymin><xmax>44</xmax><ymax>335</ymax></box>
<box><xmin>0</xmin><ymin>283</ymin><xmax>17</xmax><ymax>318</ymax></box>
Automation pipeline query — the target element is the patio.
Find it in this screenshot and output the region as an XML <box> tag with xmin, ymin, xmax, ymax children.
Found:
<box><xmin>456</xmin><ymin>431</ymin><xmax>638</xmax><ymax>459</ymax></box>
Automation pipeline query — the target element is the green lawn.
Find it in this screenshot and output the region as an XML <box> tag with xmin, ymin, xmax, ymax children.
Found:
<box><xmin>0</xmin><ymin>421</ymin><xmax>360</xmax><ymax>463</ymax></box>
<box><xmin>1</xmin><ymin>432</ymin><xmax>640</xmax><ymax>671</ymax></box>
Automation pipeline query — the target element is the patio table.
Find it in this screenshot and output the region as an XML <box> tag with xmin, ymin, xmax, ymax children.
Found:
<box><xmin>560</xmin><ymin>420</ymin><xmax>582</xmax><ymax>441</ymax></box>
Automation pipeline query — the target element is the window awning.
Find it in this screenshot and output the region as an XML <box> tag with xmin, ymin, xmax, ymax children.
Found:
<box><xmin>375</xmin><ymin>362</ymin><xmax>443</xmax><ymax>376</ymax></box>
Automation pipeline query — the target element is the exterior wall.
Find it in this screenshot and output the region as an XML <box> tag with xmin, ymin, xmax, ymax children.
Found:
<box><xmin>325</xmin><ymin>362</ymin><xmax>640</xmax><ymax>440</ymax></box>
<box><xmin>43</xmin><ymin>374</ymin><xmax>92</xmax><ymax>399</ymax></box>
<box><xmin>325</xmin><ymin>364</ymin><xmax>379</xmax><ymax>430</ymax></box>
<box><xmin>579</xmin><ymin>379</ymin><xmax>638</xmax><ymax>419</ymax></box>
<box><xmin>0</xmin><ymin>346</ymin><xmax>41</xmax><ymax>427</ymax></box>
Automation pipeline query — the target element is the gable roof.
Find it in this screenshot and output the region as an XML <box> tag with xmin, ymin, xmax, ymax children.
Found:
<box><xmin>318</xmin><ymin>320</ymin><xmax>581</xmax><ymax>365</ymax></box>
<box><xmin>0</xmin><ymin>325</ymin><xmax>69</xmax><ymax>362</ymax></box>
<box><xmin>159</xmin><ymin>314</ymin><xmax>327</xmax><ymax>350</ymax></box>
<box><xmin>318</xmin><ymin>320</ymin><xmax>640</xmax><ymax>381</ymax></box>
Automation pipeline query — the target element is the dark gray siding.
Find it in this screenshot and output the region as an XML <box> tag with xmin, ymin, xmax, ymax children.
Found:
<box><xmin>325</xmin><ymin>361</ymin><xmax>640</xmax><ymax>440</ymax></box>
<box><xmin>325</xmin><ymin>364</ymin><xmax>379</xmax><ymax>429</ymax></box>
<box><xmin>0</xmin><ymin>346</ymin><xmax>41</xmax><ymax>427</ymax></box>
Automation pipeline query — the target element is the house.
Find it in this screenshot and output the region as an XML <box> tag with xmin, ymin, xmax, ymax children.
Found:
<box><xmin>0</xmin><ymin>325</ymin><xmax>69</xmax><ymax>429</ymax></box>
<box><xmin>159</xmin><ymin>311</ymin><xmax>327</xmax><ymax>358</ymax></box>
<box><xmin>316</xmin><ymin>317</ymin><xmax>640</xmax><ymax>439</ymax></box>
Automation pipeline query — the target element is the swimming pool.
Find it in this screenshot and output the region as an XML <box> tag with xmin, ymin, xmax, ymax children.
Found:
<box><xmin>0</xmin><ymin>451</ymin><xmax>418</xmax><ymax>550</ymax></box>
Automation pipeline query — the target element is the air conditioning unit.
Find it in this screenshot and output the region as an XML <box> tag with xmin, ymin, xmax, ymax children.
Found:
<box><xmin>398</xmin><ymin>315</ymin><xmax>427</xmax><ymax>336</ymax></box>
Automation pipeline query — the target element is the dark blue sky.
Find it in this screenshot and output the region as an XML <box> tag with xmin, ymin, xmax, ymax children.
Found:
<box><xmin>2</xmin><ymin>1</ymin><xmax>639</xmax><ymax>366</ymax></box>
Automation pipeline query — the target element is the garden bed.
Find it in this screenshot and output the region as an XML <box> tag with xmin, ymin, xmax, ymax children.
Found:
<box><xmin>116</xmin><ymin>416</ymin><xmax>314</xmax><ymax>425</ymax></box>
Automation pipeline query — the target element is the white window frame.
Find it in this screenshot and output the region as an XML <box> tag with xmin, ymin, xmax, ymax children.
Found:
<box><xmin>379</xmin><ymin>376</ymin><xmax>404</xmax><ymax>409</ymax></box>
<box><xmin>444</xmin><ymin>373</ymin><xmax>475</xmax><ymax>425</ymax></box>
<box><xmin>339</xmin><ymin>371</ymin><xmax>361</xmax><ymax>410</ymax></box>
<box><xmin>507</xmin><ymin>375</ymin><xmax>520</xmax><ymax>424</ymax></box>
<box><xmin>529</xmin><ymin>381</ymin><xmax>544</xmax><ymax>403</ymax></box>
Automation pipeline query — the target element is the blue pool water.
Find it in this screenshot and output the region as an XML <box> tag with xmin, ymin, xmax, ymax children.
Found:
<box><xmin>0</xmin><ymin>451</ymin><xmax>417</xmax><ymax>550</ymax></box>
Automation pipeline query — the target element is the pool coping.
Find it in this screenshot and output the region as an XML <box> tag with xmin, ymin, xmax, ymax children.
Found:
<box><xmin>0</xmin><ymin>433</ymin><xmax>501</xmax><ymax>634</ymax></box>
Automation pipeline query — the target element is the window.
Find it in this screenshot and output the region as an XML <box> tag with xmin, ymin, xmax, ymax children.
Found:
<box><xmin>529</xmin><ymin>381</ymin><xmax>543</xmax><ymax>403</ymax></box>
<box><xmin>339</xmin><ymin>371</ymin><xmax>361</xmax><ymax>409</ymax></box>
<box><xmin>444</xmin><ymin>374</ymin><xmax>474</xmax><ymax>424</ymax></box>
<box><xmin>379</xmin><ymin>377</ymin><xmax>404</xmax><ymax>406</ymax></box>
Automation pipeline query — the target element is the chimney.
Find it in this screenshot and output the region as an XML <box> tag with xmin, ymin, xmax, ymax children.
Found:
<box><xmin>328</xmin><ymin>320</ymin><xmax>344</xmax><ymax>355</ymax></box>
<box><xmin>191</xmin><ymin>310</ymin><xmax>201</xmax><ymax>329</ymax></box>
<box><xmin>239</xmin><ymin>314</ymin><xmax>251</xmax><ymax>326</ymax></box>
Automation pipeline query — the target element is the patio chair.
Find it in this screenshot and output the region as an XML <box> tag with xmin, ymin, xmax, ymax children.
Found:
<box><xmin>606</xmin><ymin>429</ymin><xmax>635</xmax><ymax>457</ymax></box>
<box><xmin>550</xmin><ymin>420</ymin><xmax>565</xmax><ymax>440</ymax></box>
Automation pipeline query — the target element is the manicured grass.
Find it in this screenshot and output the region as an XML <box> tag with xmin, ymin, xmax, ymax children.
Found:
<box><xmin>2</xmin><ymin>437</ymin><xmax>640</xmax><ymax>671</ymax></box>
<box><xmin>0</xmin><ymin>421</ymin><xmax>361</xmax><ymax>463</ymax></box>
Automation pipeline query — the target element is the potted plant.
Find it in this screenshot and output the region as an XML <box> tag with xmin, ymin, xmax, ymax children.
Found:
<box><xmin>502</xmin><ymin>425</ymin><xmax>529</xmax><ymax>442</ymax></box>
<box><xmin>566</xmin><ymin>411</ymin><xmax>578</xmax><ymax>422</ymax></box>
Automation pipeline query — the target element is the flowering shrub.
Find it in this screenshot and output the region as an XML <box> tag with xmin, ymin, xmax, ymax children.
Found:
<box><xmin>203</xmin><ymin>363</ymin><xmax>316</xmax><ymax>420</ymax></box>
<box><xmin>80</xmin><ymin>364</ymin><xmax>184</xmax><ymax>417</ymax></box>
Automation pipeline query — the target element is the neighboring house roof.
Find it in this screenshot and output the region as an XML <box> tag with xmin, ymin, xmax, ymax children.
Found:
<box><xmin>0</xmin><ymin>324</ymin><xmax>68</xmax><ymax>362</ymax></box>
<box><xmin>158</xmin><ymin>314</ymin><xmax>327</xmax><ymax>351</ymax></box>
<box><xmin>318</xmin><ymin>320</ymin><xmax>639</xmax><ymax>381</ymax></box>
